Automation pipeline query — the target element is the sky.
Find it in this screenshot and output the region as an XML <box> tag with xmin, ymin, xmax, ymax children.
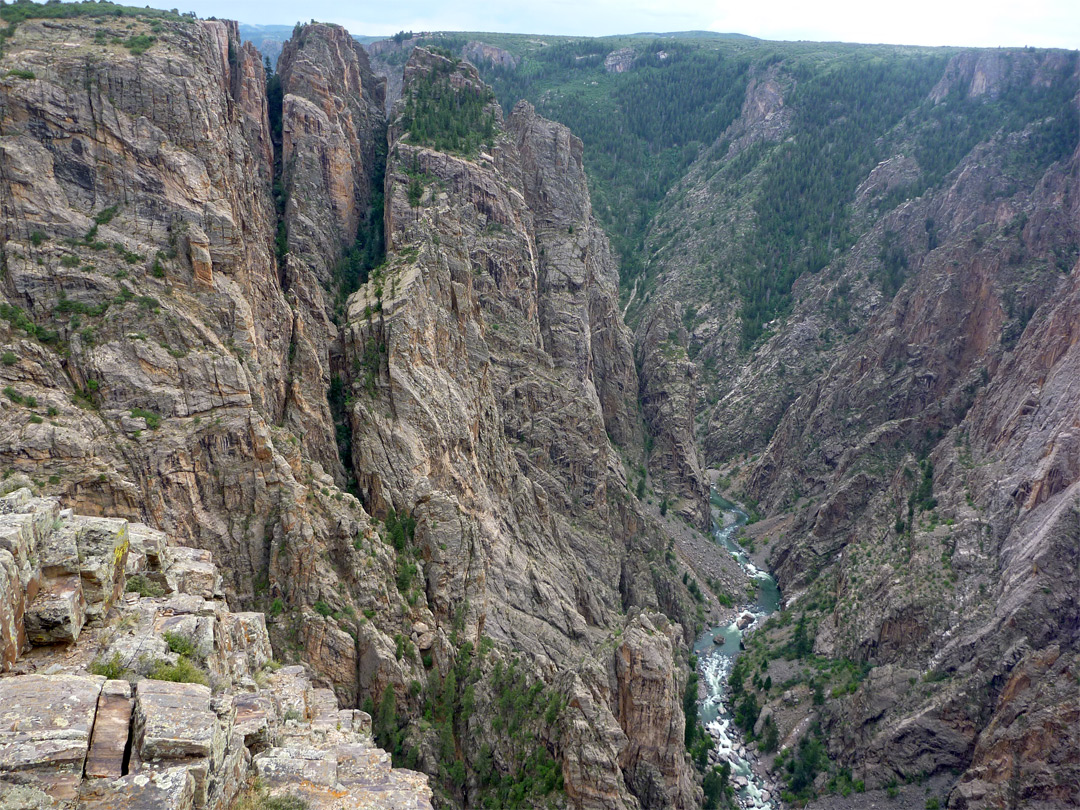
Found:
<box><xmin>180</xmin><ymin>0</ymin><xmax>1079</xmax><ymax>50</ymax></box>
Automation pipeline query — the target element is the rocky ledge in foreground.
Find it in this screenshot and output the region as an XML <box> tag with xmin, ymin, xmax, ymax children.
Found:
<box><xmin>0</xmin><ymin>487</ymin><xmax>431</xmax><ymax>810</ymax></box>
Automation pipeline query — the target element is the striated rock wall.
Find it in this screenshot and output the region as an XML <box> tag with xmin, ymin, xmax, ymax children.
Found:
<box><xmin>0</xmin><ymin>14</ymin><xmax>301</xmax><ymax>595</ymax></box>
<box><xmin>0</xmin><ymin>11</ymin><xmax>407</xmax><ymax>714</ymax></box>
<box><xmin>1</xmin><ymin>18</ymin><xmax>719</xmax><ymax>809</ymax></box>
<box><xmin>338</xmin><ymin>48</ymin><xmax>700</xmax><ymax>808</ymax></box>
<box><xmin>276</xmin><ymin>22</ymin><xmax>387</xmax><ymax>478</ymax></box>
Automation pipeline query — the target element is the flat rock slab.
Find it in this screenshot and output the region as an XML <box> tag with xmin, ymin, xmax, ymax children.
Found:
<box><xmin>335</xmin><ymin>744</ymin><xmax>390</xmax><ymax>787</ymax></box>
<box><xmin>0</xmin><ymin>675</ymin><xmax>103</xmax><ymax>800</ymax></box>
<box><xmin>0</xmin><ymin>783</ymin><xmax>55</xmax><ymax>810</ymax></box>
<box><xmin>253</xmin><ymin>745</ymin><xmax>337</xmax><ymax>788</ymax></box>
<box><xmin>75</xmin><ymin>766</ymin><xmax>196</xmax><ymax>810</ymax></box>
<box><xmin>85</xmin><ymin>681</ymin><xmax>133</xmax><ymax>779</ymax></box>
<box><xmin>133</xmin><ymin>680</ymin><xmax>218</xmax><ymax>761</ymax></box>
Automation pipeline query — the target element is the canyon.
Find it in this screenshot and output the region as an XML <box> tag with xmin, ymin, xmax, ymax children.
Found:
<box><xmin>0</xmin><ymin>6</ymin><xmax>1077</xmax><ymax>810</ymax></box>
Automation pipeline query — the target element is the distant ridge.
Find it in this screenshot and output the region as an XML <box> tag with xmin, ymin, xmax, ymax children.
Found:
<box><xmin>624</xmin><ymin>30</ymin><xmax>757</xmax><ymax>39</ymax></box>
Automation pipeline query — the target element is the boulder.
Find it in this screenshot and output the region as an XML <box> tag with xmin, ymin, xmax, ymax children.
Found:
<box><xmin>133</xmin><ymin>680</ymin><xmax>221</xmax><ymax>761</ymax></box>
<box><xmin>23</xmin><ymin>575</ymin><xmax>86</xmax><ymax>645</ymax></box>
<box><xmin>72</xmin><ymin>517</ymin><xmax>129</xmax><ymax>622</ymax></box>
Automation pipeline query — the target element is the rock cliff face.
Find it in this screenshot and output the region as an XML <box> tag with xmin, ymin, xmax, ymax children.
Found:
<box><xmin>633</xmin><ymin>46</ymin><xmax>1079</xmax><ymax>808</ymax></box>
<box><xmin>276</xmin><ymin>22</ymin><xmax>386</xmax><ymax>478</ymax></box>
<box><xmin>1</xmin><ymin>15</ymin><xmax>715</xmax><ymax>810</ymax></box>
<box><xmin>337</xmin><ymin>47</ymin><xmax>699</xmax><ymax>808</ymax></box>
<box><xmin>0</xmin><ymin>14</ymin><xmax>296</xmax><ymax>589</ymax></box>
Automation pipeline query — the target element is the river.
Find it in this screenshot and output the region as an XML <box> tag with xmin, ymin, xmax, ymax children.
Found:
<box><xmin>693</xmin><ymin>491</ymin><xmax>782</xmax><ymax>809</ymax></box>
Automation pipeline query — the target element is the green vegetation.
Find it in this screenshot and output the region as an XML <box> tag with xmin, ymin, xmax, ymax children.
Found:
<box><xmin>683</xmin><ymin>667</ymin><xmax>713</xmax><ymax>769</ymax></box>
<box><xmin>125</xmin><ymin>573</ymin><xmax>165</xmax><ymax>597</ymax></box>
<box><xmin>471</xmin><ymin>38</ymin><xmax>749</xmax><ymax>285</ymax></box>
<box><xmin>702</xmin><ymin>762</ymin><xmax>734</xmax><ymax>809</ymax></box>
<box><xmin>384</xmin><ymin>508</ymin><xmax>417</xmax><ymax>552</ymax></box>
<box><xmin>400</xmin><ymin>54</ymin><xmax>497</xmax><ymax>155</ymax></box>
<box><xmin>89</xmin><ymin>652</ymin><xmax>128</xmax><ymax>680</ymax></box>
<box><xmin>776</xmin><ymin>723</ymin><xmax>829</xmax><ymax>801</ymax></box>
<box><xmin>734</xmin><ymin>55</ymin><xmax>948</xmax><ymax>345</ymax></box>
<box><xmin>1</xmin><ymin>352</ymin><xmax>16</xmax><ymax>366</ymax></box>
<box><xmin>123</xmin><ymin>34</ymin><xmax>155</xmax><ymax>55</ymax></box>
<box><xmin>369</xmin><ymin>642</ymin><xmax>564</xmax><ymax>808</ymax></box>
<box><xmin>146</xmin><ymin>656</ymin><xmax>209</xmax><ymax>686</ymax></box>
<box><xmin>231</xmin><ymin>780</ymin><xmax>309</xmax><ymax>810</ymax></box>
<box><xmin>130</xmin><ymin>407</ymin><xmax>161</xmax><ymax>429</ymax></box>
<box><xmin>163</xmin><ymin>630</ymin><xmax>199</xmax><ymax>658</ymax></box>
<box><xmin>5</xmin><ymin>69</ymin><xmax>35</xmax><ymax>80</ymax></box>
<box><xmin>0</xmin><ymin>0</ymin><xmax>190</xmax><ymax>25</ymax></box>
<box><xmin>388</xmin><ymin>34</ymin><xmax>1077</xmax><ymax>351</ymax></box>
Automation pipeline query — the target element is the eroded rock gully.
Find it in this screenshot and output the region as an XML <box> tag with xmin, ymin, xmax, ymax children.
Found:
<box><xmin>1</xmin><ymin>18</ymin><xmax>716</xmax><ymax>810</ymax></box>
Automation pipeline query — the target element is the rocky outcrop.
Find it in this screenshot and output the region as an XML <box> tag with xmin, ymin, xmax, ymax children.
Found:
<box><xmin>604</xmin><ymin>49</ymin><xmax>636</xmax><ymax>74</ymax></box>
<box><xmin>276</xmin><ymin>22</ymin><xmax>387</xmax><ymax>478</ymax></box>
<box><xmin>0</xmin><ymin>12</ymin><xmax>402</xmax><ymax>706</ymax></box>
<box><xmin>614</xmin><ymin>614</ymin><xmax>697</xmax><ymax>808</ymax></box>
<box><xmin>337</xmin><ymin>48</ymin><xmax>700</xmax><ymax>808</ymax></box>
<box><xmin>636</xmin><ymin>304</ymin><xmax>709</xmax><ymax>528</ymax></box>
<box><xmin>279</xmin><ymin>23</ymin><xmax>385</xmax><ymax>288</ymax></box>
<box><xmin>462</xmin><ymin>42</ymin><xmax>518</xmax><ymax>71</ymax></box>
<box><xmin>0</xmin><ymin>489</ymin><xmax>431</xmax><ymax>810</ymax></box>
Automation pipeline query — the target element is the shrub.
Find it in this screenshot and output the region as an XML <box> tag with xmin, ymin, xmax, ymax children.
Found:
<box><xmin>313</xmin><ymin>600</ymin><xmax>333</xmax><ymax>617</ymax></box>
<box><xmin>93</xmin><ymin>206</ymin><xmax>119</xmax><ymax>225</ymax></box>
<box><xmin>1</xmin><ymin>352</ymin><xmax>16</xmax><ymax>366</ymax></box>
<box><xmin>124</xmin><ymin>34</ymin><xmax>155</xmax><ymax>55</ymax></box>
<box><xmin>146</xmin><ymin>656</ymin><xmax>208</xmax><ymax>686</ymax></box>
<box><xmin>163</xmin><ymin>630</ymin><xmax>198</xmax><ymax>658</ymax></box>
<box><xmin>6</xmin><ymin>69</ymin><xmax>35</xmax><ymax>80</ymax></box>
<box><xmin>125</xmin><ymin>573</ymin><xmax>165</xmax><ymax>597</ymax></box>
<box><xmin>130</xmin><ymin>407</ymin><xmax>161</xmax><ymax>429</ymax></box>
<box><xmin>90</xmin><ymin>653</ymin><xmax>128</xmax><ymax>680</ymax></box>
<box><xmin>269</xmin><ymin>597</ymin><xmax>285</xmax><ymax>617</ymax></box>
<box><xmin>29</xmin><ymin>231</ymin><xmax>47</xmax><ymax>246</ymax></box>
<box><xmin>231</xmin><ymin>780</ymin><xmax>310</xmax><ymax>810</ymax></box>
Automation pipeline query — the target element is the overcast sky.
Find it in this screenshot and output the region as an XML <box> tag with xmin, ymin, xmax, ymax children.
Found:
<box><xmin>184</xmin><ymin>0</ymin><xmax>1078</xmax><ymax>50</ymax></box>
